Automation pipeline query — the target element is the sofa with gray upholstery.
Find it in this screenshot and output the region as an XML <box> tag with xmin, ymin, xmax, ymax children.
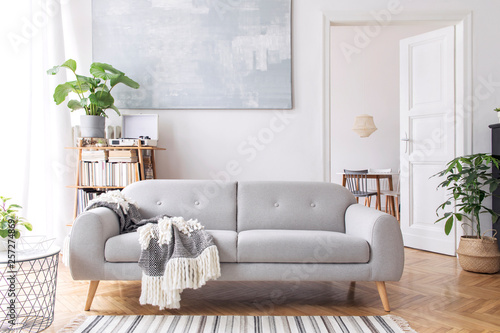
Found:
<box><xmin>69</xmin><ymin>180</ymin><xmax>404</xmax><ymax>311</ymax></box>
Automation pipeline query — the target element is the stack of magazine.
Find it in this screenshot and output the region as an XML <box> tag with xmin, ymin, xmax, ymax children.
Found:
<box><xmin>82</xmin><ymin>150</ymin><xmax>108</xmax><ymax>161</ymax></box>
<box><xmin>108</xmin><ymin>150</ymin><xmax>138</xmax><ymax>162</ymax></box>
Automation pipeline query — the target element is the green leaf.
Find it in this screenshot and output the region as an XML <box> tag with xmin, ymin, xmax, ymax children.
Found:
<box><xmin>76</xmin><ymin>75</ymin><xmax>99</xmax><ymax>88</ymax></box>
<box><xmin>461</xmin><ymin>158</ymin><xmax>472</xmax><ymax>165</ymax></box>
<box><xmin>20</xmin><ymin>222</ymin><xmax>33</xmax><ymax>231</ymax></box>
<box><xmin>68</xmin><ymin>81</ymin><xmax>90</xmax><ymax>94</ymax></box>
<box><xmin>445</xmin><ymin>216</ymin><xmax>454</xmax><ymax>235</ymax></box>
<box><xmin>14</xmin><ymin>230</ymin><xmax>21</xmax><ymax>239</ymax></box>
<box><xmin>67</xmin><ymin>99</ymin><xmax>86</xmax><ymax>110</ymax></box>
<box><xmin>96</xmin><ymin>84</ymin><xmax>110</xmax><ymax>93</ymax></box>
<box><xmin>90</xmin><ymin>62</ymin><xmax>122</xmax><ymax>80</ymax></box>
<box><xmin>53</xmin><ymin>83</ymin><xmax>74</xmax><ymax>105</ymax></box>
<box><xmin>0</xmin><ymin>230</ymin><xmax>7</xmax><ymax>238</ymax></box>
<box><xmin>46</xmin><ymin>65</ymin><xmax>60</xmax><ymax>75</ymax></box>
<box><xmin>435</xmin><ymin>216</ymin><xmax>447</xmax><ymax>223</ymax></box>
<box><xmin>109</xmin><ymin>104</ymin><xmax>121</xmax><ymax>116</ymax></box>
<box><xmin>492</xmin><ymin>157</ymin><xmax>500</xmax><ymax>169</ymax></box>
<box><xmin>61</xmin><ymin>59</ymin><xmax>77</xmax><ymax>72</ymax></box>
<box><xmin>47</xmin><ymin>59</ymin><xmax>77</xmax><ymax>75</ymax></box>
<box><xmin>89</xmin><ymin>92</ymin><xmax>114</xmax><ymax>109</ymax></box>
<box><xmin>110</xmin><ymin>75</ymin><xmax>140</xmax><ymax>89</ymax></box>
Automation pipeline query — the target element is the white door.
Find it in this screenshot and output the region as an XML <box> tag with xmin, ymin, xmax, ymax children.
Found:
<box><xmin>399</xmin><ymin>26</ymin><xmax>456</xmax><ymax>256</ymax></box>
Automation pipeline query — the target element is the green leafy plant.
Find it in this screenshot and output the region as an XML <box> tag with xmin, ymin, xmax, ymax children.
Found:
<box><xmin>47</xmin><ymin>59</ymin><xmax>140</xmax><ymax>117</ymax></box>
<box><xmin>434</xmin><ymin>153</ymin><xmax>500</xmax><ymax>238</ymax></box>
<box><xmin>0</xmin><ymin>196</ymin><xmax>33</xmax><ymax>239</ymax></box>
<box><xmin>495</xmin><ymin>108</ymin><xmax>500</xmax><ymax>112</ymax></box>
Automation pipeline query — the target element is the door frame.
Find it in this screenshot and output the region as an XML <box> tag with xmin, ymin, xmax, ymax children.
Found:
<box><xmin>322</xmin><ymin>11</ymin><xmax>472</xmax><ymax>241</ymax></box>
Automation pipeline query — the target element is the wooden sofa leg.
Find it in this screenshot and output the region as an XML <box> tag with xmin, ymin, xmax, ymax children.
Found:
<box><xmin>375</xmin><ymin>281</ymin><xmax>391</xmax><ymax>312</ymax></box>
<box><xmin>85</xmin><ymin>280</ymin><xmax>100</xmax><ymax>311</ymax></box>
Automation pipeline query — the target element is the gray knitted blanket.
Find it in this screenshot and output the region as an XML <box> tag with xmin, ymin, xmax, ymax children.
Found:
<box><xmin>85</xmin><ymin>191</ymin><xmax>220</xmax><ymax>309</ymax></box>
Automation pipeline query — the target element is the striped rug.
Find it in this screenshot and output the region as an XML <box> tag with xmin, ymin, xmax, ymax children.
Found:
<box><xmin>58</xmin><ymin>315</ymin><xmax>417</xmax><ymax>333</ymax></box>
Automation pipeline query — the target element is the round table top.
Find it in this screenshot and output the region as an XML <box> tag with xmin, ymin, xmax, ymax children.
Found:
<box><xmin>0</xmin><ymin>245</ymin><xmax>61</xmax><ymax>263</ymax></box>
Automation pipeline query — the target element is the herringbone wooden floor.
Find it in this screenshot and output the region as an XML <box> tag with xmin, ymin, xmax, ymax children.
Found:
<box><xmin>47</xmin><ymin>248</ymin><xmax>500</xmax><ymax>333</ymax></box>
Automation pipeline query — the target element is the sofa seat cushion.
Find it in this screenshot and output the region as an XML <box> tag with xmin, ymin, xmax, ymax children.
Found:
<box><xmin>237</xmin><ymin>230</ymin><xmax>370</xmax><ymax>263</ymax></box>
<box><xmin>105</xmin><ymin>230</ymin><xmax>237</xmax><ymax>263</ymax></box>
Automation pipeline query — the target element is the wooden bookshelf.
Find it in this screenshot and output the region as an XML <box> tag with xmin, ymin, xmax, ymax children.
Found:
<box><xmin>67</xmin><ymin>139</ymin><xmax>165</xmax><ymax>219</ymax></box>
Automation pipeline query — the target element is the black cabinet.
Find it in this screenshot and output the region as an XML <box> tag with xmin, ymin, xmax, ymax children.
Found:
<box><xmin>489</xmin><ymin>123</ymin><xmax>500</xmax><ymax>249</ymax></box>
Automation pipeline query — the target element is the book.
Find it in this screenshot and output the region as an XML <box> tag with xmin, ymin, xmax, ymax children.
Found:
<box><xmin>108</xmin><ymin>156</ymin><xmax>139</xmax><ymax>163</ymax></box>
<box><xmin>80</xmin><ymin>161</ymin><xmax>140</xmax><ymax>187</ymax></box>
<box><xmin>82</xmin><ymin>150</ymin><xmax>107</xmax><ymax>157</ymax></box>
<box><xmin>82</xmin><ymin>150</ymin><xmax>108</xmax><ymax>161</ymax></box>
<box><xmin>109</xmin><ymin>150</ymin><xmax>137</xmax><ymax>158</ymax></box>
<box><xmin>77</xmin><ymin>189</ymin><xmax>105</xmax><ymax>214</ymax></box>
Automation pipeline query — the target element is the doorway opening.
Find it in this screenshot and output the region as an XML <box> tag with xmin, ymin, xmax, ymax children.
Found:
<box><xmin>323</xmin><ymin>12</ymin><xmax>472</xmax><ymax>255</ymax></box>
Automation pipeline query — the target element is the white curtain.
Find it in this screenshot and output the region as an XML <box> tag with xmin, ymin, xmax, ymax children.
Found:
<box><xmin>0</xmin><ymin>0</ymin><xmax>75</xmax><ymax>245</ymax></box>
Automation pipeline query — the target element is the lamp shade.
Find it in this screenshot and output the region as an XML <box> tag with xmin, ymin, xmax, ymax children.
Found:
<box><xmin>352</xmin><ymin>114</ymin><xmax>377</xmax><ymax>138</ymax></box>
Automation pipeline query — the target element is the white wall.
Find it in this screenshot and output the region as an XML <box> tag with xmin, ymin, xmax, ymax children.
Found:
<box><xmin>64</xmin><ymin>0</ymin><xmax>500</xmax><ymax>183</ymax></box>
<box><xmin>329</xmin><ymin>25</ymin><xmax>444</xmax><ymax>185</ymax></box>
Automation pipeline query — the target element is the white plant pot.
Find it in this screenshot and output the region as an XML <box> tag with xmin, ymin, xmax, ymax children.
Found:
<box><xmin>497</xmin><ymin>112</ymin><xmax>500</xmax><ymax>122</ymax></box>
<box><xmin>80</xmin><ymin>115</ymin><xmax>105</xmax><ymax>138</ymax></box>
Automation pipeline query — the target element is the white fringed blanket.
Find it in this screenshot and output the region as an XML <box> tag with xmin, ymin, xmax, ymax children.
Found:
<box><xmin>137</xmin><ymin>217</ymin><xmax>220</xmax><ymax>309</ymax></box>
<box><xmin>85</xmin><ymin>191</ymin><xmax>221</xmax><ymax>310</ymax></box>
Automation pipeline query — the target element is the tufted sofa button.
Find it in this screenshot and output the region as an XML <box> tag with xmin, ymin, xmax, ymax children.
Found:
<box><xmin>274</xmin><ymin>203</ymin><xmax>279</xmax><ymax>207</ymax></box>
<box><xmin>311</xmin><ymin>203</ymin><xmax>316</xmax><ymax>207</ymax></box>
<box><xmin>156</xmin><ymin>201</ymin><xmax>162</xmax><ymax>206</ymax></box>
<box><xmin>195</xmin><ymin>201</ymin><xmax>200</xmax><ymax>206</ymax></box>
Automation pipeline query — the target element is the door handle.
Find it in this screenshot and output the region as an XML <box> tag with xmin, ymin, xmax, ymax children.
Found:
<box><xmin>401</xmin><ymin>132</ymin><xmax>409</xmax><ymax>153</ymax></box>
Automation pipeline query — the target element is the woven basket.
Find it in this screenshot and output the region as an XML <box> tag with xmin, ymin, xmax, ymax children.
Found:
<box><xmin>457</xmin><ymin>235</ymin><xmax>500</xmax><ymax>274</ymax></box>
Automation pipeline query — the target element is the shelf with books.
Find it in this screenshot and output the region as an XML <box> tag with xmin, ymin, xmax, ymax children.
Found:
<box><xmin>67</xmin><ymin>139</ymin><xmax>165</xmax><ymax>219</ymax></box>
<box><xmin>76</xmin><ymin>189</ymin><xmax>106</xmax><ymax>216</ymax></box>
<box><xmin>78</xmin><ymin>161</ymin><xmax>140</xmax><ymax>187</ymax></box>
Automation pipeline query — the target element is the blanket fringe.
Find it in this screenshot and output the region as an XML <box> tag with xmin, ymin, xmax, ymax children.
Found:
<box><xmin>87</xmin><ymin>190</ymin><xmax>137</xmax><ymax>214</ymax></box>
<box><xmin>157</xmin><ymin>217</ymin><xmax>173</xmax><ymax>246</ymax></box>
<box><xmin>139</xmin><ymin>275</ymin><xmax>176</xmax><ymax>308</ymax></box>
<box><xmin>138</xmin><ymin>223</ymin><xmax>156</xmax><ymax>250</ymax></box>
<box><xmin>140</xmin><ymin>245</ymin><xmax>220</xmax><ymax>310</ymax></box>
<box><xmin>386</xmin><ymin>315</ymin><xmax>418</xmax><ymax>333</ymax></box>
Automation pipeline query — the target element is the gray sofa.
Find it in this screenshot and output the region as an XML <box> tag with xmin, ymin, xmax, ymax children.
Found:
<box><xmin>69</xmin><ymin>180</ymin><xmax>404</xmax><ymax>312</ymax></box>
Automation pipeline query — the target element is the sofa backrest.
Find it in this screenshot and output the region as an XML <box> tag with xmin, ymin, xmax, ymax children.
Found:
<box><xmin>122</xmin><ymin>179</ymin><xmax>237</xmax><ymax>231</ymax></box>
<box><xmin>237</xmin><ymin>181</ymin><xmax>356</xmax><ymax>232</ymax></box>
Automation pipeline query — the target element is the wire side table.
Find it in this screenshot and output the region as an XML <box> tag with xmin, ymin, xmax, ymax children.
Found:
<box><xmin>0</xmin><ymin>246</ymin><xmax>60</xmax><ymax>332</ymax></box>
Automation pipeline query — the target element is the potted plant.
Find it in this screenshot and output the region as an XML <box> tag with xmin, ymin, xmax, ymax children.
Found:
<box><xmin>47</xmin><ymin>59</ymin><xmax>140</xmax><ymax>138</ymax></box>
<box><xmin>434</xmin><ymin>153</ymin><xmax>500</xmax><ymax>273</ymax></box>
<box><xmin>495</xmin><ymin>108</ymin><xmax>500</xmax><ymax>122</ymax></box>
<box><xmin>0</xmin><ymin>196</ymin><xmax>32</xmax><ymax>242</ymax></box>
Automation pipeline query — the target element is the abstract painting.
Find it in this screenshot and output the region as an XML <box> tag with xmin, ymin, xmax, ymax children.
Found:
<box><xmin>92</xmin><ymin>0</ymin><xmax>292</xmax><ymax>109</ymax></box>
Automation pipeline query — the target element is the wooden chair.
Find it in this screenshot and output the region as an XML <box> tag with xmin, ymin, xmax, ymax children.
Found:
<box><xmin>368</xmin><ymin>168</ymin><xmax>392</xmax><ymax>209</ymax></box>
<box><xmin>382</xmin><ymin>174</ymin><xmax>400</xmax><ymax>222</ymax></box>
<box><xmin>344</xmin><ymin>169</ymin><xmax>378</xmax><ymax>206</ymax></box>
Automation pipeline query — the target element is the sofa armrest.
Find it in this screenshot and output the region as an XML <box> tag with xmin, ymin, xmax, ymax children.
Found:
<box><xmin>345</xmin><ymin>204</ymin><xmax>404</xmax><ymax>281</ymax></box>
<box><xmin>69</xmin><ymin>207</ymin><xmax>120</xmax><ymax>280</ymax></box>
